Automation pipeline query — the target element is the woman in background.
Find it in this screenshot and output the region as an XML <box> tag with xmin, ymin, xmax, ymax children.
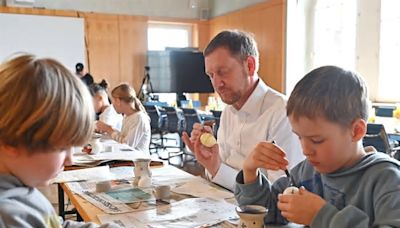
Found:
<box><xmin>96</xmin><ymin>83</ymin><xmax>151</xmax><ymax>153</ymax></box>
<box><xmin>89</xmin><ymin>80</ymin><xmax>123</xmax><ymax>131</ymax></box>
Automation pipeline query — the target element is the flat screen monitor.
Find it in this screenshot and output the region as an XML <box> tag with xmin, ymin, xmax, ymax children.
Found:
<box><xmin>147</xmin><ymin>50</ymin><xmax>214</xmax><ymax>93</ymax></box>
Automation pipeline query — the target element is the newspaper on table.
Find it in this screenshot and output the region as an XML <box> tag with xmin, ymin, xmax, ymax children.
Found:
<box><xmin>150</xmin><ymin>165</ymin><xmax>198</xmax><ymax>187</ymax></box>
<box><xmin>67</xmin><ymin>178</ymin><xmax>157</xmax><ymax>214</ymax></box>
<box><xmin>51</xmin><ymin>166</ymin><xmax>113</xmax><ymax>183</ymax></box>
<box><xmin>78</xmin><ymin>190</ymin><xmax>135</xmax><ymax>214</ymax></box>
<box><xmin>172</xmin><ymin>177</ymin><xmax>233</xmax><ymax>200</ymax></box>
<box><xmin>66</xmin><ymin>179</ymin><xmax>132</xmax><ymax>193</ymax></box>
<box><xmin>98</xmin><ymin>197</ymin><xmax>239</xmax><ymax>228</ymax></box>
<box><xmin>72</xmin><ymin>151</ymin><xmax>150</xmax><ymax>167</ymax></box>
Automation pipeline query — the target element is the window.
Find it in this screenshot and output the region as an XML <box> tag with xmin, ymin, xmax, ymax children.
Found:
<box><xmin>311</xmin><ymin>0</ymin><xmax>357</xmax><ymax>70</ymax></box>
<box><xmin>148</xmin><ymin>23</ymin><xmax>192</xmax><ymax>51</ymax></box>
<box><xmin>378</xmin><ymin>0</ymin><xmax>400</xmax><ymax>102</ymax></box>
<box><xmin>288</xmin><ymin>1</ymin><xmax>400</xmax><ymax>103</ymax></box>
<box><xmin>146</xmin><ymin>22</ymin><xmax>192</xmax><ymax>105</ymax></box>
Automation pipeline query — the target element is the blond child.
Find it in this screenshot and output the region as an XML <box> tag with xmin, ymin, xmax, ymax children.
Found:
<box><xmin>235</xmin><ymin>66</ymin><xmax>400</xmax><ymax>227</ymax></box>
<box><xmin>96</xmin><ymin>84</ymin><xmax>151</xmax><ymax>153</ymax></box>
<box><xmin>0</xmin><ymin>54</ymin><xmax>120</xmax><ymax>228</ymax></box>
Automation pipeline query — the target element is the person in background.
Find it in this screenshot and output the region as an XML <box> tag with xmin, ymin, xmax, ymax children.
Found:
<box><xmin>182</xmin><ymin>30</ymin><xmax>304</xmax><ymax>191</ymax></box>
<box><xmin>0</xmin><ymin>54</ymin><xmax>120</xmax><ymax>228</ymax></box>
<box><xmin>89</xmin><ymin>80</ymin><xmax>123</xmax><ymax>131</ymax></box>
<box><xmin>235</xmin><ymin>66</ymin><xmax>400</xmax><ymax>227</ymax></box>
<box><xmin>75</xmin><ymin>62</ymin><xmax>94</xmax><ymax>86</ymax></box>
<box><xmin>96</xmin><ymin>84</ymin><xmax>151</xmax><ymax>153</ymax></box>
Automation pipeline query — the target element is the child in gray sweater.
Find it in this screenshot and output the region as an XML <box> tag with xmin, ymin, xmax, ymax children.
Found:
<box><xmin>235</xmin><ymin>66</ymin><xmax>400</xmax><ymax>227</ymax></box>
<box><xmin>0</xmin><ymin>54</ymin><xmax>120</xmax><ymax>228</ymax></box>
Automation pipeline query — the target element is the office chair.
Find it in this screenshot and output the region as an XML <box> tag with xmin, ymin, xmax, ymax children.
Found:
<box><xmin>163</xmin><ymin>106</ymin><xmax>186</xmax><ymax>163</ymax></box>
<box><xmin>181</xmin><ymin>108</ymin><xmax>203</xmax><ymax>137</ymax></box>
<box><xmin>179</xmin><ymin>108</ymin><xmax>204</xmax><ymax>164</ymax></box>
<box><xmin>144</xmin><ymin>104</ymin><xmax>167</xmax><ymax>155</ymax></box>
<box><xmin>363</xmin><ymin>123</ymin><xmax>393</xmax><ymax>154</ymax></box>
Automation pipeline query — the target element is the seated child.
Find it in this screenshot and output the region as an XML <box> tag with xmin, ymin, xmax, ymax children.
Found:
<box><xmin>89</xmin><ymin>80</ymin><xmax>123</xmax><ymax>131</ymax></box>
<box><xmin>0</xmin><ymin>54</ymin><xmax>120</xmax><ymax>227</ymax></box>
<box><xmin>96</xmin><ymin>84</ymin><xmax>151</xmax><ymax>153</ymax></box>
<box><xmin>235</xmin><ymin>65</ymin><xmax>400</xmax><ymax>227</ymax></box>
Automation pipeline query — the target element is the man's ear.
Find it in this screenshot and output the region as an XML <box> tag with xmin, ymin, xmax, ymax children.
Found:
<box><xmin>351</xmin><ymin>119</ymin><xmax>367</xmax><ymax>142</ymax></box>
<box><xmin>246</xmin><ymin>56</ymin><xmax>256</xmax><ymax>76</ymax></box>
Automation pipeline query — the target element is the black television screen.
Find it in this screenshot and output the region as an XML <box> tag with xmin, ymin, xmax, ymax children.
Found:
<box><xmin>147</xmin><ymin>50</ymin><xmax>214</xmax><ymax>93</ymax></box>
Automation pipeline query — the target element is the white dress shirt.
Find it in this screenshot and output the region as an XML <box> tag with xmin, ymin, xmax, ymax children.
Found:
<box><xmin>209</xmin><ymin>79</ymin><xmax>304</xmax><ymax>191</ymax></box>
<box><xmin>99</xmin><ymin>105</ymin><xmax>123</xmax><ymax>131</ymax></box>
<box><xmin>111</xmin><ymin>111</ymin><xmax>151</xmax><ymax>153</ymax></box>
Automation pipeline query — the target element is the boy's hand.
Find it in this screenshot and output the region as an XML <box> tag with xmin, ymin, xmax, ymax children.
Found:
<box><xmin>277</xmin><ymin>187</ymin><xmax>326</xmax><ymax>225</ymax></box>
<box><xmin>182</xmin><ymin>123</ymin><xmax>221</xmax><ymax>177</ymax></box>
<box><xmin>242</xmin><ymin>142</ymin><xmax>289</xmax><ymax>183</ymax></box>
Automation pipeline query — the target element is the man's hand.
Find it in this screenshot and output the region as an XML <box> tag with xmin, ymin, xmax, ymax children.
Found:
<box><xmin>242</xmin><ymin>142</ymin><xmax>289</xmax><ymax>183</ymax></box>
<box><xmin>277</xmin><ymin>187</ymin><xmax>326</xmax><ymax>225</ymax></box>
<box><xmin>182</xmin><ymin>123</ymin><xmax>221</xmax><ymax>177</ymax></box>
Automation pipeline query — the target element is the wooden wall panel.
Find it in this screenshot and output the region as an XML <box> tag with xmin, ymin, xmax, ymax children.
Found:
<box><xmin>208</xmin><ymin>0</ymin><xmax>286</xmax><ymax>93</ymax></box>
<box><xmin>195</xmin><ymin>21</ymin><xmax>210</xmax><ymax>51</ymax></box>
<box><xmin>83</xmin><ymin>13</ymin><xmax>121</xmax><ymax>90</ymax></box>
<box><xmin>118</xmin><ymin>15</ymin><xmax>148</xmax><ymax>93</ymax></box>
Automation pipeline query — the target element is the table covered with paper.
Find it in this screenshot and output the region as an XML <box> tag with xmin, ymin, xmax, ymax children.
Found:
<box><xmin>54</xmin><ymin>164</ymin><xmax>243</xmax><ymax>228</ymax></box>
<box><xmin>67</xmin><ymin>136</ymin><xmax>162</xmax><ymax>169</ymax></box>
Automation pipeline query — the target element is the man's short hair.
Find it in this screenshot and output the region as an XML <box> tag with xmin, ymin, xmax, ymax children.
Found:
<box><xmin>287</xmin><ymin>65</ymin><xmax>369</xmax><ymax>127</ymax></box>
<box><xmin>75</xmin><ymin>62</ymin><xmax>84</xmax><ymax>73</ymax></box>
<box><xmin>204</xmin><ymin>30</ymin><xmax>259</xmax><ymax>66</ymax></box>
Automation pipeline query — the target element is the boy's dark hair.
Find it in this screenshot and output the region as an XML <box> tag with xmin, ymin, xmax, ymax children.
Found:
<box><xmin>204</xmin><ymin>30</ymin><xmax>259</xmax><ymax>65</ymax></box>
<box><xmin>287</xmin><ymin>66</ymin><xmax>369</xmax><ymax>127</ymax></box>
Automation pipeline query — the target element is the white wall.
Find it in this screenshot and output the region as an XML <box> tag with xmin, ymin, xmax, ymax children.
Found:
<box><xmin>0</xmin><ymin>13</ymin><xmax>85</xmax><ymax>72</ymax></box>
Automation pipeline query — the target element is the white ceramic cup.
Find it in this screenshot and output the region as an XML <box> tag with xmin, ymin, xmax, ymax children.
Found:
<box><xmin>235</xmin><ymin>205</ymin><xmax>267</xmax><ymax>228</ymax></box>
<box><xmin>153</xmin><ymin>185</ymin><xmax>171</xmax><ymax>200</ymax></box>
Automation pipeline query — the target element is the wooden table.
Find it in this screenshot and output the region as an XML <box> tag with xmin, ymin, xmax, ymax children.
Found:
<box><xmin>59</xmin><ymin>165</ymin><xmax>238</xmax><ymax>227</ymax></box>
<box><xmin>60</xmin><ymin>165</ymin><xmax>304</xmax><ymax>228</ymax></box>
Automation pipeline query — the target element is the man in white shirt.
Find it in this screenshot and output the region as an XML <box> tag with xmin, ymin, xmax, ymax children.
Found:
<box><xmin>182</xmin><ymin>30</ymin><xmax>304</xmax><ymax>191</ymax></box>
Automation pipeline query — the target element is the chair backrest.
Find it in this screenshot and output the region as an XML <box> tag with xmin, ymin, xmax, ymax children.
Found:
<box><xmin>144</xmin><ymin>104</ymin><xmax>166</xmax><ymax>132</ymax></box>
<box><xmin>181</xmin><ymin>108</ymin><xmax>202</xmax><ymax>136</ymax></box>
<box><xmin>363</xmin><ymin>123</ymin><xmax>391</xmax><ymax>154</ymax></box>
<box><xmin>163</xmin><ymin>106</ymin><xmax>185</xmax><ymax>134</ymax></box>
